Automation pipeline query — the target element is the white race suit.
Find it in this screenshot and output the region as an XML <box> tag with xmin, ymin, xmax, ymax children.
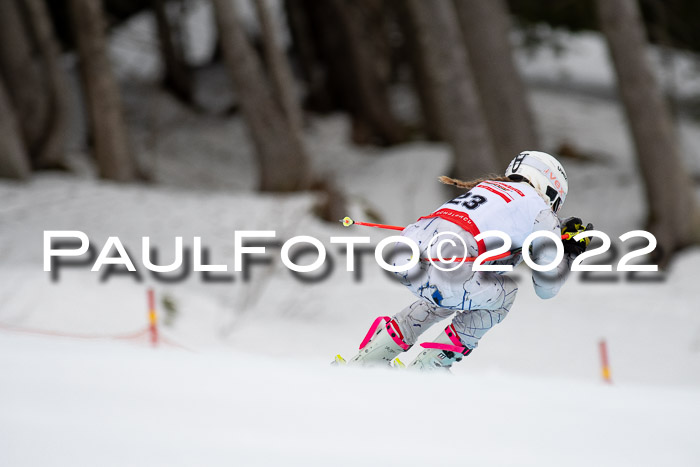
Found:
<box><xmin>391</xmin><ymin>181</ymin><xmax>573</xmax><ymax>351</ymax></box>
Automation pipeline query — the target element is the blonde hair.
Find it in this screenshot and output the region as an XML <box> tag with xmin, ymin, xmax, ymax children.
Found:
<box><xmin>438</xmin><ymin>174</ymin><xmax>513</xmax><ymax>191</ymax></box>
<box><xmin>438</xmin><ymin>174</ymin><xmax>552</xmax><ymax>205</ymax></box>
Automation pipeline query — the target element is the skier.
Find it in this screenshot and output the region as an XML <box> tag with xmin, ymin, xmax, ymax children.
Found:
<box><xmin>343</xmin><ymin>151</ymin><xmax>593</xmax><ymax>371</ymax></box>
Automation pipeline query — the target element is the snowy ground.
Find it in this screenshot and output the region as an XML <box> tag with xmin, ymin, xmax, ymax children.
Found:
<box><xmin>2</xmin><ymin>22</ymin><xmax>700</xmax><ymax>467</ymax></box>
<box><xmin>2</xmin><ymin>332</ymin><xmax>699</xmax><ymax>467</ymax></box>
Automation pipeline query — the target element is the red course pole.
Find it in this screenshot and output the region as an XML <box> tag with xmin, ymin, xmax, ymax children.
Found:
<box><xmin>599</xmin><ymin>339</ymin><xmax>612</xmax><ymax>384</ymax></box>
<box><xmin>148</xmin><ymin>288</ymin><xmax>158</xmax><ymax>347</ymax></box>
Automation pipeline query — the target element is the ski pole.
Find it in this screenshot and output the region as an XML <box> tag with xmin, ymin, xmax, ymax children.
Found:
<box><xmin>343</xmin><ymin>216</ymin><xmax>571</xmax><ymax>240</ymax></box>
<box><xmin>341</xmin><ymin>216</ymin><xmax>571</xmax><ymax>263</ymax></box>
<box><xmin>340</xmin><ymin>216</ymin><xmax>511</xmax><ymax>262</ymax></box>
<box><xmin>341</xmin><ymin>216</ymin><xmax>405</xmax><ymax>231</ymax></box>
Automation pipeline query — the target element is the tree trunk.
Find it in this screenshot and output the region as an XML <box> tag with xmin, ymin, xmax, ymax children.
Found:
<box><xmin>0</xmin><ymin>0</ymin><xmax>50</xmax><ymax>165</ymax></box>
<box><xmin>326</xmin><ymin>0</ymin><xmax>405</xmax><ymax>145</ymax></box>
<box><xmin>69</xmin><ymin>0</ymin><xmax>137</xmax><ymax>181</ymax></box>
<box><xmin>23</xmin><ymin>0</ymin><xmax>70</xmax><ymax>169</ymax></box>
<box><xmin>253</xmin><ymin>0</ymin><xmax>304</xmax><ymax>136</ymax></box>
<box><xmin>406</xmin><ymin>0</ymin><xmax>498</xmax><ymax>179</ymax></box>
<box><xmin>0</xmin><ymin>75</ymin><xmax>31</xmax><ymax>179</ymax></box>
<box><xmin>393</xmin><ymin>0</ymin><xmax>443</xmax><ymax>141</ymax></box>
<box><xmin>596</xmin><ymin>0</ymin><xmax>700</xmax><ymax>267</ymax></box>
<box><xmin>152</xmin><ymin>0</ymin><xmax>195</xmax><ymax>104</ymax></box>
<box><xmin>284</xmin><ymin>0</ymin><xmax>334</xmax><ymax>112</ymax></box>
<box><xmin>454</xmin><ymin>0</ymin><xmax>539</xmax><ymax>164</ymax></box>
<box><xmin>284</xmin><ymin>0</ymin><xmax>404</xmax><ymax>146</ymax></box>
<box><xmin>212</xmin><ymin>0</ymin><xmax>311</xmax><ymax>192</ymax></box>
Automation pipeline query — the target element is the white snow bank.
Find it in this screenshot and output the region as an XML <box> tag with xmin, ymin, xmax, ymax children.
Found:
<box><xmin>1</xmin><ymin>333</ymin><xmax>698</xmax><ymax>467</ymax></box>
<box><xmin>515</xmin><ymin>28</ymin><xmax>700</xmax><ymax>101</ymax></box>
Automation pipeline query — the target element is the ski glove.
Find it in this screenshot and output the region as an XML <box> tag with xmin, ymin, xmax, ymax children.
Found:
<box><xmin>561</xmin><ymin>217</ymin><xmax>594</xmax><ymax>256</ymax></box>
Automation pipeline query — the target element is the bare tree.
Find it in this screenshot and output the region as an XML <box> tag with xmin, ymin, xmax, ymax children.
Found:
<box><xmin>212</xmin><ymin>0</ymin><xmax>311</xmax><ymax>191</ymax></box>
<box><xmin>285</xmin><ymin>0</ymin><xmax>405</xmax><ymax>145</ymax></box>
<box><xmin>253</xmin><ymin>0</ymin><xmax>303</xmax><ymax>135</ymax></box>
<box><xmin>0</xmin><ymin>0</ymin><xmax>50</xmax><ymax>167</ymax></box>
<box><xmin>152</xmin><ymin>0</ymin><xmax>195</xmax><ymax>104</ymax></box>
<box><xmin>454</xmin><ymin>0</ymin><xmax>539</xmax><ymax>164</ymax></box>
<box><xmin>596</xmin><ymin>0</ymin><xmax>700</xmax><ymax>266</ymax></box>
<box><xmin>326</xmin><ymin>0</ymin><xmax>405</xmax><ymax>145</ymax></box>
<box><xmin>24</xmin><ymin>0</ymin><xmax>70</xmax><ymax>169</ymax></box>
<box><xmin>70</xmin><ymin>0</ymin><xmax>137</xmax><ymax>181</ymax></box>
<box><xmin>0</xmin><ymin>75</ymin><xmax>31</xmax><ymax>179</ymax></box>
<box><xmin>284</xmin><ymin>0</ymin><xmax>333</xmax><ymax>112</ymax></box>
<box><xmin>393</xmin><ymin>0</ymin><xmax>443</xmax><ymax>141</ymax></box>
<box><xmin>0</xmin><ymin>0</ymin><xmax>69</xmax><ymax>171</ymax></box>
<box><xmin>405</xmin><ymin>0</ymin><xmax>497</xmax><ymax>179</ymax></box>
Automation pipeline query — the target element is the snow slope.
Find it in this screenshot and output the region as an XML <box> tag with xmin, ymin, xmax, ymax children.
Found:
<box><xmin>1</xmin><ymin>333</ymin><xmax>698</xmax><ymax>467</ymax></box>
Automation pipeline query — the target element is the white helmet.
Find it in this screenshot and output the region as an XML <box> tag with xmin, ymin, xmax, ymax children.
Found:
<box><xmin>505</xmin><ymin>151</ymin><xmax>568</xmax><ymax>212</ymax></box>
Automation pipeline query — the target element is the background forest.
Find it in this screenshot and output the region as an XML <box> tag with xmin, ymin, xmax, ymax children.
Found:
<box><xmin>2</xmin><ymin>0</ymin><xmax>700</xmax><ymax>263</ymax></box>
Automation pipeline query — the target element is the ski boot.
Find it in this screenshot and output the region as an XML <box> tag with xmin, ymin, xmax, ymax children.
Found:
<box><xmin>340</xmin><ymin>316</ymin><xmax>411</xmax><ymax>367</ymax></box>
<box><xmin>408</xmin><ymin>324</ymin><xmax>473</xmax><ymax>372</ymax></box>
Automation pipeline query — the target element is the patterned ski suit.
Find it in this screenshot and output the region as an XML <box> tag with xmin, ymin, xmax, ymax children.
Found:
<box><xmin>391</xmin><ymin>181</ymin><xmax>573</xmax><ymax>350</ymax></box>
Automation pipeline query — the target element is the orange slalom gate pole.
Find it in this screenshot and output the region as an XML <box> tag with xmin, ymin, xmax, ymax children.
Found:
<box><xmin>599</xmin><ymin>339</ymin><xmax>612</xmax><ymax>384</ymax></box>
<box><xmin>148</xmin><ymin>288</ymin><xmax>158</xmax><ymax>347</ymax></box>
